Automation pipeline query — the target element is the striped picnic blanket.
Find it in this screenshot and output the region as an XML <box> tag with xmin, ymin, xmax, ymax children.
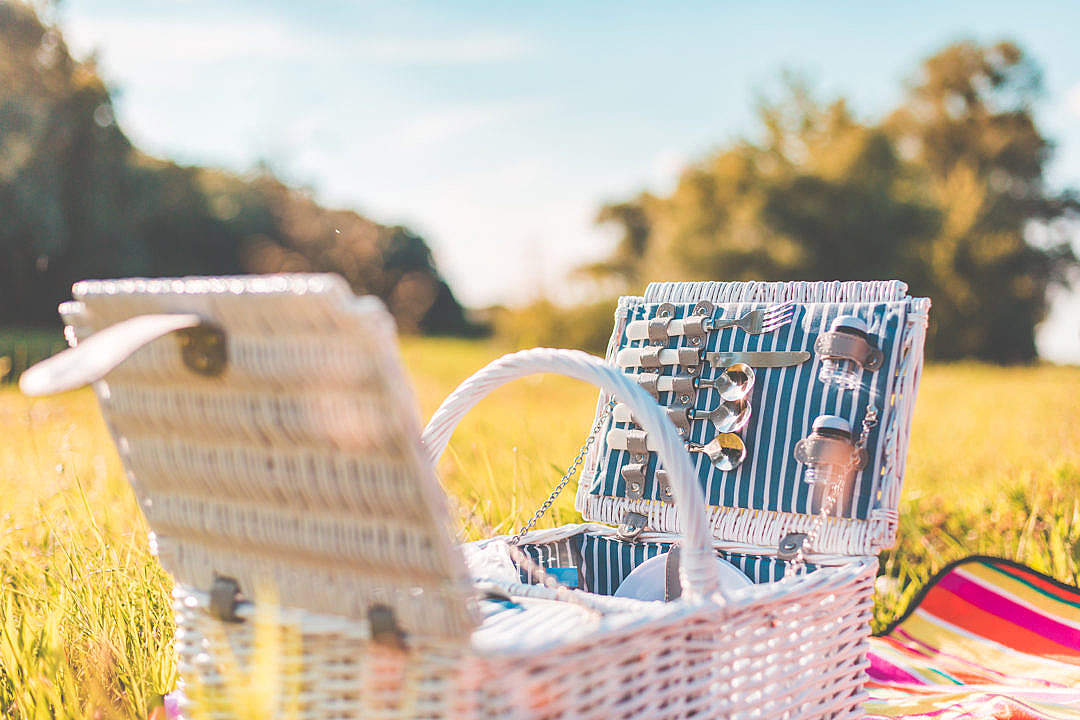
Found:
<box><xmin>866</xmin><ymin>557</ymin><xmax>1080</xmax><ymax>719</ymax></box>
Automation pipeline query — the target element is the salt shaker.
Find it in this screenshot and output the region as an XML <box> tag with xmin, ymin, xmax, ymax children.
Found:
<box><xmin>818</xmin><ymin>315</ymin><xmax>870</xmax><ymax>390</ymax></box>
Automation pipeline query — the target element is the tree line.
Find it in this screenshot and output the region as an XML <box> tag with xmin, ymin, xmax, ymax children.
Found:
<box><xmin>582</xmin><ymin>41</ymin><xmax>1078</xmax><ymax>361</ymax></box>
<box><xmin>3</xmin><ymin>0</ymin><xmax>1076</xmax><ymax>360</ymax></box>
<box><xmin>0</xmin><ymin>1</ymin><xmax>473</xmax><ymax>334</ymax></box>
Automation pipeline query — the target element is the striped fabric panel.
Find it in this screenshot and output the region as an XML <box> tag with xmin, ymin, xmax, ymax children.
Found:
<box><xmin>520</xmin><ymin>533</ymin><xmax>812</xmax><ymax>596</ymax></box>
<box><xmin>590</xmin><ymin>299</ymin><xmax>907</xmax><ymax>521</ymax></box>
<box><xmin>865</xmin><ymin>557</ymin><xmax>1080</xmax><ymax>719</ymax></box>
<box><xmin>579</xmin><ymin>533</ymin><xmax>671</xmax><ymax>596</ymax></box>
<box><xmin>517</xmin><ymin>536</ymin><xmax>584</xmax><ymax>586</ymax></box>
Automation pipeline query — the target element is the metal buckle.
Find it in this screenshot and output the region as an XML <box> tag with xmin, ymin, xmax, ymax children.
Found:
<box><xmin>663</xmin><ymin>407</ymin><xmax>691</xmax><ymax>436</ymax></box>
<box><xmin>624</xmin><ymin>429</ymin><xmax>650</xmax><ymax>455</ymax></box>
<box><xmin>674</xmin><ymin>346</ymin><xmax>704</xmax><ymax>368</ymax></box>
<box><xmin>814</xmin><ymin>330</ymin><xmax>884</xmax><ymax>371</ymax></box>
<box><xmin>616</xmin><ymin>511</ymin><xmax>648</xmax><ymax>541</ymax></box>
<box><xmin>681</xmin><ymin>314</ymin><xmax>709</xmax><ymax>340</ymax></box>
<box><xmin>635</xmin><ymin>372</ymin><xmax>660</xmax><ymax>397</ymax></box>
<box><xmin>777</xmin><ymin>533</ymin><xmax>807</xmax><ymax>561</ymax></box>
<box><xmin>638</xmin><ymin>344</ymin><xmax>664</xmax><ymax>368</ymax></box>
<box><xmin>647</xmin><ymin>318</ymin><xmax>670</xmax><ymax>343</ymax></box>
<box><xmin>655</xmin><ymin>469</ymin><xmax>674</xmax><ymax>502</ymax></box>
<box><xmin>621</xmin><ymin>464</ymin><xmax>647</xmax><ymax>499</ymax></box>
<box><xmin>669</xmin><ymin>375</ymin><xmax>696</xmax><ymax>398</ymax></box>
<box><xmin>177</xmin><ymin>323</ymin><xmax>228</xmax><ymax>377</ymax></box>
<box><xmin>368</xmin><ymin>604</ymin><xmax>406</xmax><ymax>650</ymax></box>
<box><xmin>208</xmin><ymin>575</ymin><xmax>244</xmax><ymax>623</ymax></box>
<box><xmin>691</xmin><ymin>300</ymin><xmax>715</xmax><ymax>318</ymax></box>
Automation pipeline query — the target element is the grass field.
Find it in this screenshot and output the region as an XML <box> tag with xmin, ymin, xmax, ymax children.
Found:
<box><xmin>2</xmin><ymin>337</ymin><xmax>1079</xmax><ymax>718</ymax></box>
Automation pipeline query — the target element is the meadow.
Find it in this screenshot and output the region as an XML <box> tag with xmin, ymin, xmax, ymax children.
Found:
<box><xmin>1</xmin><ymin>337</ymin><xmax>1079</xmax><ymax>718</ymax></box>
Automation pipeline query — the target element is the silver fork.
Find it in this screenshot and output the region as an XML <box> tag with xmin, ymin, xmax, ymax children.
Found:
<box><xmin>624</xmin><ymin>300</ymin><xmax>797</xmax><ymax>341</ymax></box>
<box><xmin>709</xmin><ymin>301</ymin><xmax>795</xmax><ymax>335</ymax></box>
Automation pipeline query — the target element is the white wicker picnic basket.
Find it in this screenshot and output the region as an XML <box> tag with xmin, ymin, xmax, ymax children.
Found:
<box><xmin>22</xmin><ymin>274</ymin><xmax>929</xmax><ymax>720</ymax></box>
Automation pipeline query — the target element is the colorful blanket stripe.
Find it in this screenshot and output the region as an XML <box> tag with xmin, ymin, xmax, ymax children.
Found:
<box><xmin>866</xmin><ymin>557</ymin><xmax>1080</xmax><ymax>719</ymax></box>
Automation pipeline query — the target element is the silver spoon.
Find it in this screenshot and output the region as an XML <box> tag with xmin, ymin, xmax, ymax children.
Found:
<box><xmin>694</xmin><ymin>362</ymin><xmax>755</xmax><ymax>401</ymax></box>
<box><xmin>689</xmin><ymin>433</ymin><xmax>748</xmax><ymax>471</ymax></box>
<box><xmin>687</xmin><ymin>397</ymin><xmax>752</xmax><ymax>434</ymax></box>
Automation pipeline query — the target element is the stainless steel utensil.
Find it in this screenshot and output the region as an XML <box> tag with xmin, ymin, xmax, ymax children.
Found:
<box><xmin>613</xmin><ymin>397</ymin><xmax>751</xmax><ymax>434</ymax></box>
<box><xmin>688</xmin><ymin>433</ymin><xmax>747</xmax><ymax>471</ymax></box>
<box><xmin>704</xmin><ymin>350</ymin><xmax>810</xmax><ymax>369</ymax></box>
<box><xmin>615</xmin><ymin>347</ymin><xmax>810</xmax><ymax>369</ymax></box>
<box><xmin>605</xmin><ymin>429</ymin><xmax>748</xmax><ymax>471</ymax></box>
<box><xmin>635</xmin><ymin>363</ymin><xmax>756</xmax><ymax>402</ymax></box>
<box><xmin>697</xmin><ymin>363</ymin><xmax>755</xmax><ymax>401</ymax></box>
<box><xmin>711</xmin><ymin>301</ymin><xmax>796</xmax><ymax>335</ymax></box>
<box><xmin>686</xmin><ymin>397</ymin><xmax>752</xmax><ymax>433</ymax></box>
<box><xmin>624</xmin><ymin>301</ymin><xmax>795</xmax><ymax>341</ymax></box>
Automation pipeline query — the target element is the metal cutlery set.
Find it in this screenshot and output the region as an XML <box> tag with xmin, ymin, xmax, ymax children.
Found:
<box><xmin>610</xmin><ymin>300</ymin><xmax>804</xmax><ymax>499</ymax></box>
<box><xmin>608</xmin><ymin>299</ymin><xmax>890</xmax><ymax>507</ymax></box>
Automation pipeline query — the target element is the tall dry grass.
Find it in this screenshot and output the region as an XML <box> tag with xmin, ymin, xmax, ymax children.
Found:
<box><xmin>1</xmin><ymin>337</ymin><xmax>1078</xmax><ymax>717</ymax></box>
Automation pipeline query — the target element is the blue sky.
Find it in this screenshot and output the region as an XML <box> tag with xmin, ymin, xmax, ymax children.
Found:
<box><xmin>57</xmin><ymin>0</ymin><xmax>1080</xmax><ymax>360</ymax></box>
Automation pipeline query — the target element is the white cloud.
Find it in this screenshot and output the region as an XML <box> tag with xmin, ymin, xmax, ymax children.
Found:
<box><xmin>62</xmin><ymin>17</ymin><xmax>304</xmax><ymax>66</ymax></box>
<box><xmin>62</xmin><ymin>15</ymin><xmax>532</xmax><ymax>69</ymax></box>
<box><xmin>386</xmin><ymin>100</ymin><xmax>543</xmax><ymax>149</ymax></box>
<box><xmin>354</xmin><ymin>34</ymin><xmax>533</xmax><ymax>65</ymax></box>
<box><xmin>389</xmin><ymin>105</ymin><xmax>509</xmax><ymax>148</ymax></box>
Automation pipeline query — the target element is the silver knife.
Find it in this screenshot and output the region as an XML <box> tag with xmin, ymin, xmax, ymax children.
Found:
<box><xmin>615</xmin><ymin>346</ymin><xmax>810</xmax><ymax>368</ymax></box>
<box><xmin>705</xmin><ymin>350</ymin><xmax>810</xmax><ymax>368</ymax></box>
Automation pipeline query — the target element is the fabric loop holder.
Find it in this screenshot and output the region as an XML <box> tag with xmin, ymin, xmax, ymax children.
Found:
<box><xmin>814</xmin><ymin>329</ymin><xmax>884</xmax><ymax>372</ymax></box>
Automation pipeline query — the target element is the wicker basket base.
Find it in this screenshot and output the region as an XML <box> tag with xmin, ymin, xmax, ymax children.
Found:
<box><xmin>173</xmin><ymin>555</ymin><xmax>876</xmax><ymax>720</ymax></box>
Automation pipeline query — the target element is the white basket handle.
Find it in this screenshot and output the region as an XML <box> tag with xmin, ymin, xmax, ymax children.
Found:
<box><xmin>421</xmin><ymin>347</ymin><xmax>724</xmax><ymax>602</ymax></box>
<box><xmin>19</xmin><ymin>313</ymin><xmax>204</xmax><ymax>396</ymax></box>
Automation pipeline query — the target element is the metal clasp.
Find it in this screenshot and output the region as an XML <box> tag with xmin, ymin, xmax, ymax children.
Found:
<box><xmin>177</xmin><ymin>323</ymin><xmax>228</xmax><ymax>376</ymax></box>
<box><xmin>663</xmin><ymin>407</ymin><xmax>692</xmax><ymax>436</ymax></box>
<box><xmin>208</xmin><ymin>575</ymin><xmax>244</xmax><ymax>623</ymax></box>
<box><xmin>621</xmin><ymin>464</ymin><xmax>647</xmax><ymax>500</ymax></box>
<box><xmin>616</xmin><ymin>511</ymin><xmax>648</xmax><ymax>541</ymax></box>
<box><xmin>655</xmin><ymin>469</ymin><xmax>675</xmax><ymax>502</ymax></box>
<box><xmin>777</xmin><ymin>533</ymin><xmax>807</xmax><ymax>561</ymax></box>
<box><xmin>368</xmin><ymin>604</ymin><xmax>406</xmax><ymax>650</ymax></box>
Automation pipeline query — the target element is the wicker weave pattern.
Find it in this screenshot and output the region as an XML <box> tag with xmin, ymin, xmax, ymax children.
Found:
<box><xmin>66</xmin><ymin>275</ymin><xmax>476</xmax><ymax>640</ymax></box>
<box><xmin>172</xmin><ymin>557</ymin><xmax>875</xmax><ymax>719</ymax></box>
<box><xmin>577</xmin><ymin>280</ymin><xmax>930</xmax><ymax>556</ymax></box>
<box><xmin>42</xmin><ymin>274</ymin><xmax>930</xmax><ymax>719</ymax></box>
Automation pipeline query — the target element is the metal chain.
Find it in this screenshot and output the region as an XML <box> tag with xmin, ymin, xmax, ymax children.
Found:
<box><xmin>789</xmin><ymin>399</ymin><xmax>879</xmax><ymax>575</ymax></box>
<box><xmin>856</xmin><ymin>403</ymin><xmax>878</xmax><ymax>453</ymax></box>
<box><xmin>508</xmin><ymin>399</ymin><xmax>616</xmax><ymax>547</ymax></box>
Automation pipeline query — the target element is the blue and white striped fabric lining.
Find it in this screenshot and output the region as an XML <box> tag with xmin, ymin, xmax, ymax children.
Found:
<box><xmin>518</xmin><ymin>532</ymin><xmax>811</xmax><ymax>596</ymax></box>
<box><xmin>518</xmin><ymin>536</ymin><xmax>584</xmax><ymax>586</ymax></box>
<box><xmin>590</xmin><ymin>300</ymin><xmax>907</xmax><ymax>520</ymax></box>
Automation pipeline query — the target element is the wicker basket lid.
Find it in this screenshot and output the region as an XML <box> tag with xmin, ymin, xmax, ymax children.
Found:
<box><xmin>63</xmin><ymin>274</ymin><xmax>476</xmax><ymax>642</ymax></box>
<box><xmin>576</xmin><ymin>280</ymin><xmax>930</xmax><ymax>558</ymax></box>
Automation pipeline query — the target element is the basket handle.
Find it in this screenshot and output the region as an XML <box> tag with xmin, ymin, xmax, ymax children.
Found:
<box><xmin>420</xmin><ymin>347</ymin><xmax>723</xmax><ymax>602</ymax></box>
<box><xmin>19</xmin><ymin>313</ymin><xmax>204</xmax><ymax>396</ymax></box>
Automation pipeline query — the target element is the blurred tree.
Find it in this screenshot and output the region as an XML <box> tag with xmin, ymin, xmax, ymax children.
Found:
<box><xmin>884</xmin><ymin>41</ymin><xmax>1077</xmax><ymax>360</ymax></box>
<box><xmin>0</xmin><ymin>1</ymin><xmax>473</xmax><ymax>334</ymax></box>
<box><xmin>593</xmin><ymin>44</ymin><xmax>1078</xmax><ymax>361</ymax></box>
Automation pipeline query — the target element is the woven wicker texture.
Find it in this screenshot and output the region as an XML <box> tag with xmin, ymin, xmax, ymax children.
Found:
<box><xmin>578</xmin><ymin>280</ymin><xmax>930</xmax><ymax>557</ymax></box>
<box><xmin>65</xmin><ymin>275</ymin><xmax>476</xmax><ymax>641</ymax></box>
<box><xmin>40</xmin><ymin>274</ymin><xmax>931</xmax><ymax>719</ymax></box>
<box><xmin>172</xmin><ymin>555</ymin><xmax>876</xmax><ymax>719</ymax></box>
